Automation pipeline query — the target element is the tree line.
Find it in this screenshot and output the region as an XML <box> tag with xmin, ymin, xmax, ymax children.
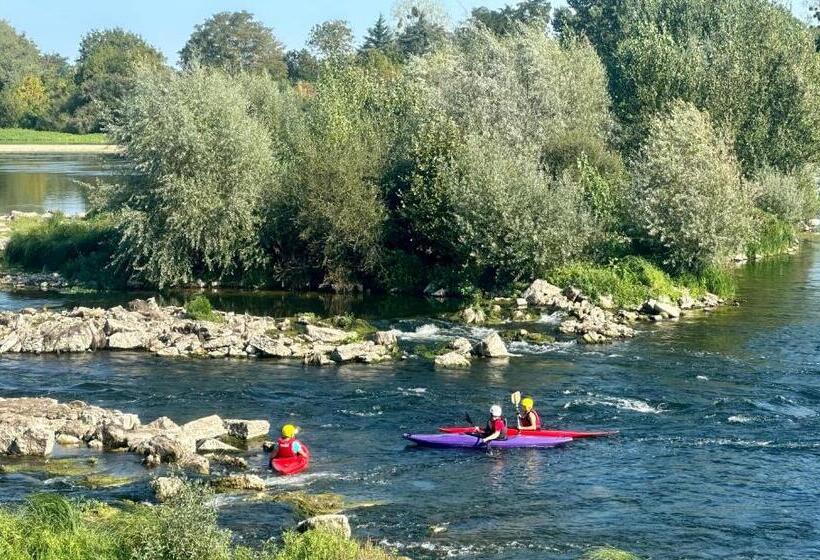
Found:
<box><xmin>4</xmin><ymin>0</ymin><xmax>820</xmax><ymax>295</ymax></box>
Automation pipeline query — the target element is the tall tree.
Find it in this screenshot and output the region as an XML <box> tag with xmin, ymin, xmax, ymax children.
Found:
<box><xmin>285</xmin><ymin>49</ymin><xmax>320</xmax><ymax>82</ymax></box>
<box><xmin>394</xmin><ymin>1</ymin><xmax>449</xmax><ymax>59</ymax></box>
<box><xmin>361</xmin><ymin>14</ymin><xmax>395</xmax><ymax>52</ymax></box>
<box><xmin>308</xmin><ymin>20</ymin><xmax>354</xmax><ymax>61</ymax></box>
<box><xmin>180</xmin><ymin>11</ymin><xmax>286</xmax><ymax>78</ymax></box>
<box><xmin>0</xmin><ymin>20</ymin><xmax>41</xmax><ymax>92</ymax></box>
<box><xmin>471</xmin><ymin>0</ymin><xmax>552</xmax><ymax>35</ymax></box>
<box><xmin>73</xmin><ymin>28</ymin><xmax>165</xmax><ymax>132</ymax></box>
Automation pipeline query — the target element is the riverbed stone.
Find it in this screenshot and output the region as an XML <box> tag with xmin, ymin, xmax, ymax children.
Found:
<box><xmin>373</xmin><ymin>331</ymin><xmax>398</xmax><ymax>348</ymax></box>
<box><xmin>182</xmin><ymin>415</ymin><xmax>226</xmax><ymax>442</ymax></box>
<box><xmin>434</xmin><ymin>351</ymin><xmax>471</xmax><ymax>368</ymax></box>
<box><xmin>197</xmin><ymin>438</ymin><xmax>240</xmax><ymax>453</ymax></box>
<box><xmin>474</xmin><ymin>332</ymin><xmax>510</xmax><ymax>358</ymax></box>
<box><xmin>224</xmin><ymin>419</ymin><xmax>270</xmax><ymax>440</ymax></box>
<box><xmin>212</xmin><ymin>473</ymin><xmax>266</xmax><ymax>492</ymax></box>
<box><xmin>108</xmin><ymin>331</ymin><xmax>145</xmax><ymax>350</ymax></box>
<box><xmin>55</xmin><ymin>434</ymin><xmax>82</xmax><ymax>446</ymax></box>
<box><xmin>522</xmin><ymin>280</ymin><xmax>562</xmax><ymax>306</ymax></box>
<box><xmin>305</xmin><ymin>325</ymin><xmax>350</xmax><ymax>343</ymax></box>
<box><xmin>296</xmin><ymin>514</ymin><xmax>352</xmax><ymax>539</ymax></box>
<box><xmin>151</xmin><ymin>476</ymin><xmax>184</xmax><ymax>502</ymax></box>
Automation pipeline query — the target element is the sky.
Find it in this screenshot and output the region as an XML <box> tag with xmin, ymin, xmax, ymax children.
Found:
<box><xmin>0</xmin><ymin>0</ymin><xmax>552</xmax><ymax>64</ymax></box>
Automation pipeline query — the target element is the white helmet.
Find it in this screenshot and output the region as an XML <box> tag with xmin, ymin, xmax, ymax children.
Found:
<box><xmin>490</xmin><ymin>405</ymin><xmax>502</xmax><ymax>417</ymax></box>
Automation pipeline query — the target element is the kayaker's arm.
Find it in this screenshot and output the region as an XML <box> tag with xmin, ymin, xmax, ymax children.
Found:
<box><xmin>482</xmin><ymin>430</ymin><xmax>502</xmax><ymax>443</ymax></box>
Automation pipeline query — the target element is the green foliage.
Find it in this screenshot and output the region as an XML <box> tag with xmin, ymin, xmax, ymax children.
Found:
<box><xmin>563</xmin><ymin>0</ymin><xmax>820</xmax><ymax>175</ymax></box>
<box><xmin>308</xmin><ymin>20</ymin><xmax>354</xmax><ymax>62</ymax></box>
<box><xmin>273</xmin><ymin>530</ymin><xmax>397</xmax><ymax>560</ymax></box>
<box><xmin>393</xmin><ymin>1</ymin><xmax>449</xmax><ymax>59</ymax></box>
<box><xmin>628</xmin><ymin>101</ymin><xmax>754</xmax><ymax>272</ymax></box>
<box><xmin>285</xmin><ymin>50</ymin><xmax>320</xmax><ymax>83</ymax></box>
<box><xmin>0</xmin><ymin>127</ymin><xmax>106</xmax><ymax>144</ymax></box>
<box><xmin>180</xmin><ymin>11</ymin><xmax>286</xmax><ymax>79</ymax></box>
<box><xmin>4</xmin><ymin>214</ymin><xmax>124</xmax><ymax>288</ymax></box>
<box><xmin>275</xmin><ymin>492</ymin><xmax>344</xmax><ymax>518</ymax></box>
<box><xmin>471</xmin><ymin>0</ymin><xmax>552</xmax><ymax>35</ymax></box>
<box><xmin>103</xmin><ymin>67</ymin><xmax>275</xmax><ymax>287</ymax></box>
<box><xmin>746</xmin><ymin>212</ymin><xmax>796</xmax><ymax>260</ymax></box>
<box><xmin>184</xmin><ymin>295</ymin><xmax>222</xmax><ymax>322</ymax></box>
<box><xmin>751</xmin><ymin>166</ymin><xmax>820</xmax><ymax>225</ymax></box>
<box><xmin>361</xmin><ymin>15</ymin><xmax>396</xmax><ymax>55</ymax></box>
<box><xmin>73</xmin><ymin>28</ymin><xmax>166</xmax><ymax>133</ymax></box>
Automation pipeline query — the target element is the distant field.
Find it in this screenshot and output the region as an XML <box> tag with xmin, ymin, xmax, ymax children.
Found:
<box><xmin>0</xmin><ymin>128</ymin><xmax>108</xmax><ymax>145</ymax></box>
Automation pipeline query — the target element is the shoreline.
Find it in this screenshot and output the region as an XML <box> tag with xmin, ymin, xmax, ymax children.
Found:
<box><xmin>0</xmin><ymin>144</ymin><xmax>121</xmax><ymax>154</ymax></box>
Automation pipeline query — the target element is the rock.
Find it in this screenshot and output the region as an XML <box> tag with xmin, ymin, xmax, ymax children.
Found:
<box><xmin>373</xmin><ymin>331</ymin><xmax>398</xmax><ymax>348</ymax></box>
<box><xmin>55</xmin><ymin>434</ymin><xmax>81</xmax><ymax>446</ymax></box>
<box><xmin>330</xmin><ymin>342</ymin><xmax>389</xmax><ymax>363</ymax></box>
<box><xmin>434</xmin><ymin>351</ymin><xmax>471</xmax><ymax>368</ymax></box>
<box><xmin>206</xmin><ymin>454</ymin><xmax>248</xmax><ymax>470</ymax></box>
<box><xmin>461</xmin><ymin>307</ymin><xmax>486</xmax><ymax>324</ymax></box>
<box><xmin>134</xmin><ymin>434</ymin><xmax>195</xmax><ymax>462</ymax></box>
<box><xmin>248</xmin><ymin>335</ymin><xmax>292</xmax><ymax>358</ymax></box>
<box><xmin>450</xmin><ymin>337</ymin><xmax>473</xmax><ymax>355</ymax></box>
<box><xmin>151</xmin><ymin>476</ymin><xmax>185</xmax><ymax>502</ymax></box>
<box><xmin>108</xmin><ymin>331</ymin><xmax>145</xmax><ymax>350</ymax></box>
<box><xmin>224</xmin><ymin>419</ymin><xmax>270</xmax><ymax>440</ymax></box>
<box><xmin>515</xmin><ymin>298</ymin><xmax>528</xmax><ymax>309</ymax></box>
<box><xmin>7</xmin><ymin>427</ymin><xmax>55</xmax><ymax>456</ymax></box>
<box><xmin>653</xmin><ymin>301</ymin><xmax>681</xmax><ymax>319</ymax></box>
<box><xmin>181</xmin><ymin>415</ymin><xmax>226</xmax><ymax>442</ymax></box>
<box><xmin>142</xmin><ymin>453</ymin><xmax>161</xmax><ymax>468</ymax></box>
<box><xmin>296</xmin><ymin>514</ymin><xmax>352</xmax><ymax>539</ymax></box>
<box><xmin>563</xmin><ymin>286</ymin><xmax>582</xmax><ymax>302</ymax></box>
<box><xmin>475</xmin><ymin>332</ymin><xmax>510</xmax><ymax>358</ymax></box>
<box><xmin>155</xmin><ymin>346</ymin><xmax>180</xmax><ymax>358</ymax></box>
<box><xmin>99</xmin><ymin>424</ymin><xmax>129</xmax><ymax>450</ymax></box>
<box><xmin>702</xmin><ymin>292</ymin><xmax>721</xmax><ymax>307</ymax></box>
<box><xmin>197</xmin><ymin>438</ymin><xmax>240</xmax><ymax>453</ymax></box>
<box><xmin>597</xmin><ymin>294</ymin><xmax>615</xmax><ymax>310</ymax></box>
<box><xmin>178</xmin><ymin>453</ymin><xmax>210</xmax><ymax>474</ymax></box>
<box><xmin>304</xmin><ymin>352</ymin><xmax>333</xmax><ymax>366</ymax></box>
<box><xmin>305</xmin><ymin>325</ymin><xmax>350</xmax><ymax>344</ymax></box>
<box><xmin>41</xmin><ymin>320</ymin><xmax>100</xmax><ymax>353</ymax></box>
<box><xmin>87</xmin><ymin>439</ymin><xmax>103</xmax><ymax>450</ymax></box>
<box><xmin>128</xmin><ymin>298</ymin><xmax>164</xmax><ymax>320</ymax></box>
<box><xmin>212</xmin><ymin>473</ymin><xmax>266</xmax><ymax>492</ymax></box>
<box><xmin>522</xmin><ymin>280</ymin><xmax>562</xmax><ymax>306</ymax></box>
<box><xmin>146</xmin><ymin>416</ymin><xmax>180</xmax><ymax>431</ymax></box>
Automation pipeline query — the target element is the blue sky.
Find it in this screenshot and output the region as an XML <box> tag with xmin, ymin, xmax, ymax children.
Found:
<box><xmin>0</xmin><ymin>0</ymin><xmax>554</xmax><ymax>63</ymax></box>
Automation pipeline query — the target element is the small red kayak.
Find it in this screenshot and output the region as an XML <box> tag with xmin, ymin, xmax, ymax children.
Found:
<box><xmin>271</xmin><ymin>445</ymin><xmax>311</xmax><ymax>476</ymax></box>
<box><xmin>439</xmin><ymin>426</ymin><xmax>618</xmax><ymax>439</ymax></box>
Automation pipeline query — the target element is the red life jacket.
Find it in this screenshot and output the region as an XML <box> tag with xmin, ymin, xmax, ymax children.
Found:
<box><xmin>519</xmin><ymin>409</ymin><xmax>542</xmax><ymax>429</ymax></box>
<box><xmin>485</xmin><ymin>416</ymin><xmax>508</xmax><ymax>439</ymax></box>
<box><xmin>276</xmin><ymin>437</ymin><xmax>299</xmax><ymax>458</ymax></box>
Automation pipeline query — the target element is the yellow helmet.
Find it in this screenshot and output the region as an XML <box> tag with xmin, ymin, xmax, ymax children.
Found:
<box><xmin>281</xmin><ymin>424</ymin><xmax>298</xmax><ymax>438</ymax></box>
<box><xmin>521</xmin><ymin>397</ymin><xmax>534</xmax><ymax>411</ymax></box>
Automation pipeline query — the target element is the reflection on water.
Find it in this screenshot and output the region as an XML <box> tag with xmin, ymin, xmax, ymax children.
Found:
<box><xmin>0</xmin><ymin>154</ymin><xmax>126</xmax><ymax>215</ymax></box>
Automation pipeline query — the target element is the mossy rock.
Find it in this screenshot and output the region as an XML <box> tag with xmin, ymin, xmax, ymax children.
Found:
<box><xmin>275</xmin><ymin>491</ymin><xmax>344</xmax><ymax>518</ymax></box>
<box><xmin>78</xmin><ymin>474</ymin><xmax>134</xmax><ymax>489</ymax></box>
<box><xmin>500</xmin><ymin>330</ymin><xmax>556</xmax><ymax>344</ymax></box>
<box><xmin>582</xmin><ymin>547</ymin><xmax>642</xmax><ymax>560</ymax></box>
<box><xmin>0</xmin><ymin>457</ymin><xmax>98</xmax><ymax>477</ymax></box>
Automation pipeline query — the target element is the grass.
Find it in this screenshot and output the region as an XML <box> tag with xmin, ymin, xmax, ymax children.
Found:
<box><xmin>0</xmin><ymin>484</ymin><xmax>397</xmax><ymax>560</ymax></box>
<box><xmin>3</xmin><ymin>213</ymin><xmax>126</xmax><ymax>289</ymax></box>
<box><xmin>185</xmin><ymin>295</ymin><xmax>224</xmax><ymax>322</ymax></box>
<box><xmin>547</xmin><ymin>255</ymin><xmax>737</xmax><ymax>307</ymax></box>
<box><xmin>747</xmin><ymin>214</ymin><xmax>796</xmax><ymax>260</ymax></box>
<box><xmin>0</xmin><ymin>128</ymin><xmax>108</xmax><ymax>145</ymax></box>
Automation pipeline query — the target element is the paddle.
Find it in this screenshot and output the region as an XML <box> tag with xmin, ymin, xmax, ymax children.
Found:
<box><xmin>464</xmin><ymin>412</ymin><xmax>484</xmax><ymax>442</ymax></box>
<box><xmin>511</xmin><ymin>391</ymin><xmax>522</xmax><ymax>428</ymax></box>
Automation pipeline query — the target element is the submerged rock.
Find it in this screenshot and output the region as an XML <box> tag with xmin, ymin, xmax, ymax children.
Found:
<box><xmin>212</xmin><ymin>473</ymin><xmax>266</xmax><ymax>492</ymax></box>
<box><xmin>474</xmin><ymin>332</ymin><xmax>510</xmax><ymax>358</ymax></box>
<box><xmin>434</xmin><ymin>351</ymin><xmax>471</xmax><ymax>368</ymax></box>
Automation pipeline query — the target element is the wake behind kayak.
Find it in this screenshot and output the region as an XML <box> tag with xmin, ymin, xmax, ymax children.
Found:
<box><xmin>404</xmin><ymin>433</ymin><xmax>572</xmax><ymax>449</ymax></box>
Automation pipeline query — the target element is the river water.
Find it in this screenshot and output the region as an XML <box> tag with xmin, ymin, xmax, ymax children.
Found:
<box><xmin>1</xmin><ymin>157</ymin><xmax>819</xmax><ymax>559</ymax></box>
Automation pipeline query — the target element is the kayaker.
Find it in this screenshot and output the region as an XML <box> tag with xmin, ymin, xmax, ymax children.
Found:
<box><xmin>517</xmin><ymin>397</ymin><xmax>542</xmax><ymax>431</ymax></box>
<box><xmin>271</xmin><ymin>424</ymin><xmax>308</xmax><ymax>461</ymax></box>
<box><xmin>478</xmin><ymin>405</ymin><xmax>508</xmax><ymax>443</ymax></box>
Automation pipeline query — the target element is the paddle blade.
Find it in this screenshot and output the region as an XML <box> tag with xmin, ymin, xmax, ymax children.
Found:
<box><xmin>511</xmin><ymin>391</ymin><xmax>521</xmax><ymax>407</ymax></box>
<box><xmin>464</xmin><ymin>412</ymin><xmax>475</xmax><ymax>426</ymax></box>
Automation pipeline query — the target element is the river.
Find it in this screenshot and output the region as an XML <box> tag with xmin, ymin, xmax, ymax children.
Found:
<box><xmin>1</xmin><ymin>156</ymin><xmax>819</xmax><ymax>559</ymax></box>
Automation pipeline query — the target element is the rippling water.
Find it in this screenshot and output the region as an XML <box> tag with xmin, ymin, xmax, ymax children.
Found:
<box><xmin>1</xmin><ymin>159</ymin><xmax>820</xmax><ymax>558</ymax></box>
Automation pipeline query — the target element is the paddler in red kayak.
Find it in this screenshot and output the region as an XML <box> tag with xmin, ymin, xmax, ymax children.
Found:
<box><xmin>517</xmin><ymin>397</ymin><xmax>543</xmax><ymax>431</ymax></box>
<box><xmin>477</xmin><ymin>405</ymin><xmax>508</xmax><ymax>443</ymax></box>
<box><xmin>271</xmin><ymin>424</ymin><xmax>308</xmax><ymax>461</ymax></box>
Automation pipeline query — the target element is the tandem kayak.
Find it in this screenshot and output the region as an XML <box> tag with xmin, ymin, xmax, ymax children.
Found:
<box><xmin>271</xmin><ymin>445</ymin><xmax>310</xmax><ymax>475</ymax></box>
<box><xmin>404</xmin><ymin>433</ymin><xmax>572</xmax><ymax>449</ymax></box>
<box><xmin>439</xmin><ymin>426</ymin><xmax>618</xmax><ymax>439</ymax></box>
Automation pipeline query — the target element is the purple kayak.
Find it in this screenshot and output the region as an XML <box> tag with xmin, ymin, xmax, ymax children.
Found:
<box><xmin>403</xmin><ymin>433</ymin><xmax>572</xmax><ymax>449</ymax></box>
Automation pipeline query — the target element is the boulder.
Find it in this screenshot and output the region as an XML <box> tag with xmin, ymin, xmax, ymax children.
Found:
<box><xmin>178</xmin><ymin>453</ymin><xmax>209</xmax><ymax>474</ymax></box>
<box><xmin>108</xmin><ymin>331</ymin><xmax>145</xmax><ymax>350</ymax></box>
<box><xmin>597</xmin><ymin>294</ymin><xmax>615</xmax><ymax>310</ymax></box>
<box><xmin>206</xmin><ymin>454</ymin><xmax>248</xmax><ymax>470</ymax></box>
<box><xmin>304</xmin><ymin>352</ymin><xmax>333</xmax><ymax>366</ymax></box>
<box><xmin>522</xmin><ymin>280</ymin><xmax>562</xmax><ymax>306</ymax></box>
<box><xmin>151</xmin><ymin>476</ymin><xmax>185</xmax><ymax>502</ymax></box>
<box><xmin>305</xmin><ymin>325</ymin><xmax>350</xmax><ymax>344</ymax></box>
<box><xmin>248</xmin><ymin>336</ymin><xmax>292</xmax><ymax>358</ymax></box>
<box><xmin>678</xmin><ymin>294</ymin><xmax>696</xmax><ymax>310</ymax></box>
<box><xmin>224</xmin><ymin>419</ymin><xmax>270</xmax><ymax>440</ymax></box>
<box><xmin>197</xmin><ymin>438</ymin><xmax>240</xmax><ymax>453</ymax></box>
<box><xmin>461</xmin><ymin>307</ymin><xmax>486</xmax><ymax>325</ymax></box>
<box><xmin>55</xmin><ymin>434</ymin><xmax>82</xmax><ymax>446</ymax></box>
<box><xmin>563</xmin><ymin>286</ymin><xmax>582</xmax><ymax>302</ymax></box>
<box><xmin>296</xmin><ymin>514</ymin><xmax>352</xmax><ymax>539</ymax></box>
<box><xmin>134</xmin><ymin>434</ymin><xmax>195</xmax><ymax>462</ymax></box>
<box><xmin>128</xmin><ymin>298</ymin><xmax>165</xmax><ymax>320</ymax></box>
<box><xmin>434</xmin><ymin>351</ymin><xmax>471</xmax><ymax>368</ymax></box>
<box><xmin>41</xmin><ymin>320</ymin><xmax>100</xmax><ymax>353</ymax></box>
<box><xmin>212</xmin><ymin>473</ymin><xmax>266</xmax><ymax>492</ymax></box>
<box><xmin>146</xmin><ymin>416</ymin><xmax>180</xmax><ymax>431</ymax></box>
<box><xmin>373</xmin><ymin>331</ymin><xmax>398</xmax><ymax>348</ymax></box>
<box><xmin>653</xmin><ymin>301</ymin><xmax>681</xmax><ymax>319</ymax></box>
<box><xmin>6</xmin><ymin>427</ymin><xmax>55</xmax><ymax>456</ymax></box>
<box><xmin>182</xmin><ymin>415</ymin><xmax>226</xmax><ymax>442</ymax></box>
<box><xmin>475</xmin><ymin>332</ymin><xmax>510</xmax><ymax>358</ymax></box>
<box><xmin>330</xmin><ymin>342</ymin><xmax>388</xmax><ymax>363</ymax></box>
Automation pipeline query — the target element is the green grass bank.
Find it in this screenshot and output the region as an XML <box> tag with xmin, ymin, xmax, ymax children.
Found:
<box><xmin>0</xmin><ymin>128</ymin><xmax>108</xmax><ymax>145</ymax></box>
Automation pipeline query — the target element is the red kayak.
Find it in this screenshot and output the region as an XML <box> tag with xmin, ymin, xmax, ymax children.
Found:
<box><xmin>271</xmin><ymin>445</ymin><xmax>311</xmax><ymax>476</ymax></box>
<box><xmin>439</xmin><ymin>426</ymin><xmax>618</xmax><ymax>439</ymax></box>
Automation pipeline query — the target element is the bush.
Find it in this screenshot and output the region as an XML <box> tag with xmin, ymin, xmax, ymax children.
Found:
<box><xmin>184</xmin><ymin>295</ymin><xmax>222</xmax><ymax>322</ymax></box>
<box><xmin>102</xmin><ymin>67</ymin><xmax>276</xmax><ymax>288</ymax></box>
<box><xmin>273</xmin><ymin>530</ymin><xmax>396</xmax><ymax>560</ymax></box>
<box><xmin>746</xmin><ymin>211</ymin><xmax>796</xmax><ymax>260</ymax></box>
<box><xmin>628</xmin><ymin>101</ymin><xmax>754</xmax><ymax>272</ymax></box>
<box><xmin>4</xmin><ymin>214</ymin><xmax>125</xmax><ymax>288</ymax></box>
<box><xmin>751</xmin><ymin>166</ymin><xmax>820</xmax><ymax>225</ymax></box>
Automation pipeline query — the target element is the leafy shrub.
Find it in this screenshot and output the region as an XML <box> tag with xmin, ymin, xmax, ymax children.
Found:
<box><xmin>751</xmin><ymin>167</ymin><xmax>820</xmax><ymax>225</ymax></box>
<box><xmin>184</xmin><ymin>295</ymin><xmax>222</xmax><ymax>322</ymax></box>
<box><xmin>746</xmin><ymin>211</ymin><xmax>795</xmax><ymax>260</ymax></box>
<box><xmin>103</xmin><ymin>67</ymin><xmax>276</xmax><ymax>288</ymax></box>
<box><xmin>273</xmin><ymin>530</ymin><xmax>397</xmax><ymax>560</ymax></box>
<box><xmin>628</xmin><ymin>101</ymin><xmax>754</xmax><ymax>272</ymax></box>
<box><xmin>4</xmin><ymin>214</ymin><xmax>125</xmax><ymax>288</ymax></box>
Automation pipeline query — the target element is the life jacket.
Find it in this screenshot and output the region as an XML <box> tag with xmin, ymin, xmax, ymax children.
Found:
<box><xmin>485</xmin><ymin>416</ymin><xmax>508</xmax><ymax>440</ymax></box>
<box><xmin>275</xmin><ymin>436</ymin><xmax>299</xmax><ymax>458</ymax></box>
<box><xmin>519</xmin><ymin>409</ymin><xmax>542</xmax><ymax>429</ymax></box>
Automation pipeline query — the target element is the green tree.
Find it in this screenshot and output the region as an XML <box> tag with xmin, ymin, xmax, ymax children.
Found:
<box><xmin>394</xmin><ymin>1</ymin><xmax>449</xmax><ymax>59</ymax></box>
<box><xmin>561</xmin><ymin>0</ymin><xmax>820</xmax><ymax>174</ymax></box>
<box><xmin>308</xmin><ymin>20</ymin><xmax>354</xmax><ymax>61</ymax></box>
<box><xmin>103</xmin><ymin>68</ymin><xmax>276</xmax><ymax>287</ymax></box>
<box><xmin>471</xmin><ymin>0</ymin><xmax>552</xmax><ymax>35</ymax></box>
<box><xmin>0</xmin><ymin>20</ymin><xmax>44</xmax><ymax>126</ymax></box>
<box><xmin>628</xmin><ymin>101</ymin><xmax>754</xmax><ymax>271</ymax></box>
<box><xmin>285</xmin><ymin>49</ymin><xmax>320</xmax><ymax>82</ymax></box>
<box><xmin>73</xmin><ymin>28</ymin><xmax>165</xmax><ymax>132</ymax></box>
<box><xmin>361</xmin><ymin>14</ymin><xmax>395</xmax><ymax>53</ymax></box>
<box><xmin>180</xmin><ymin>11</ymin><xmax>286</xmax><ymax>79</ymax></box>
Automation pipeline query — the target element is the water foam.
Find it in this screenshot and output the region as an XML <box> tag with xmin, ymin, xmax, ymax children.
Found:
<box><xmin>565</xmin><ymin>394</ymin><xmax>666</xmax><ymax>414</ymax></box>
